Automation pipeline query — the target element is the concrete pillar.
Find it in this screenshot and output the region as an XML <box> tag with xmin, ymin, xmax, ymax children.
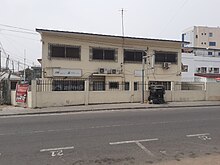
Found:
<box><xmin>31</xmin><ymin>80</ymin><xmax>37</xmax><ymax>108</ymax></box>
<box><xmin>130</xmin><ymin>81</ymin><xmax>134</xmax><ymax>103</ymax></box>
<box><xmin>84</xmin><ymin>80</ymin><xmax>89</xmax><ymax>105</ymax></box>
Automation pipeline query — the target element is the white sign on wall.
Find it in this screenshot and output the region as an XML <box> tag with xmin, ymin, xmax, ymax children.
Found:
<box><xmin>134</xmin><ymin>70</ymin><xmax>143</xmax><ymax>77</ymax></box>
<box><xmin>53</xmin><ymin>68</ymin><xmax>82</xmax><ymax>77</ymax></box>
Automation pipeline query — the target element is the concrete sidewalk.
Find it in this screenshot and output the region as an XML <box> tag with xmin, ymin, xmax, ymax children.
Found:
<box><xmin>0</xmin><ymin>101</ymin><xmax>220</xmax><ymax>117</ymax></box>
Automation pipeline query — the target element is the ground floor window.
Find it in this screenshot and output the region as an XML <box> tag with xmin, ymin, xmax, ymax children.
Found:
<box><xmin>149</xmin><ymin>81</ymin><xmax>171</xmax><ymax>90</ymax></box>
<box><xmin>109</xmin><ymin>82</ymin><xmax>119</xmax><ymax>90</ymax></box>
<box><xmin>92</xmin><ymin>81</ymin><xmax>105</xmax><ymax>91</ymax></box>
<box><xmin>134</xmin><ymin>82</ymin><xmax>139</xmax><ymax>91</ymax></box>
<box><xmin>124</xmin><ymin>82</ymin><xmax>130</xmax><ymax>91</ymax></box>
<box><xmin>52</xmin><ymin>80</ymin><xmax>85</xmax><ymax>91</ymax></box>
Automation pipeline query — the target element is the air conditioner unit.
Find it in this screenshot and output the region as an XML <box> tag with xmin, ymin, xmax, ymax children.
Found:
<box><xmin>110</xmin><ymin>69</ymin><xmax>117</xmax><ymax>74</ymax></box>
<box><xmin>162</xmin><ymin>62</ymin><xmax>171</xmax><ymax>69</ymax></box>
<box><xmin>208</xmin><ymin>67</ymin><xmax>213</xmax><ymax>73</ymax></box>
<box><xmin>98</xmin><ymin>68</ymin><xmax>108</xmax><ymax>74</ymax></box>
<box><xmin>196</xmin><ymin>67</ymin><xmax>201</xmax><ymax>73</ymax></box>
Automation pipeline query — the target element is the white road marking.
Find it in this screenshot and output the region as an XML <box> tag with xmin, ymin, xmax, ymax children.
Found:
<box><xmin>186</xmin><ymin>133</ymin><xmax>211</xmax><ymax>140</ymax></box>
<box><xmin>40</xmin><ymin>146</ymin><xmax>74</xmax><ymax>152</ymax></box>
<box><xmin>135</xmin><ymin>142</ymin><xmax>156</xmax><ymax>157</ymax></box>
<box><xmin>186</xmin><ymin>133</ymin><xmax>210</xmax><ymax>137</ymax></box>
<box><xmin>110</xmin><ymin>138</ymin><xmax>158</xmax><ymax>157</ymax></box>
<box><xmin>33</xmin><ymin>130</ymin><xmax>45</xmax><ymax>133</ymax></box>
<box><xmin>110</xmin><ymin>138</ymin><xmax>158</xmax><ymax>145</ymax></box>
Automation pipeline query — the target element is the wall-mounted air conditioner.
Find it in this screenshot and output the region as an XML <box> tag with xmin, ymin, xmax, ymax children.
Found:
<box><xmin>196</xmin><ymin>67</ymin><xmax>201</xmax><ymax>73</ymax></box>
<box><xmin>162</xmin><ymin>62</ymin><xmax>171</xmax><ymax>69</ymax></box>
<box><xmin>110</xmin><ymin>69</ymin><xmax>117</xmax><ymax>74</ymax></box>
<box><xmin>98</xmin><ymin>68</ymin><xmax>108</xmax><ymax>74</ymax></box>
<box><xmin>208</xmin><ymin>67</ymin><xmax>213</xmax><ymax>73</ymax></box>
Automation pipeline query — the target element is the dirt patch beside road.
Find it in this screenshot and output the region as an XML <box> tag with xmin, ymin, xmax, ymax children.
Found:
<box><xmin>153</xmin><ymin>154</ymin><xmax>220</xmax><ymax>165</ymax></box>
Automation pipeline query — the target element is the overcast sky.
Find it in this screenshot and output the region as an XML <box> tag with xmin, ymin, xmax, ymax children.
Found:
<box><xmin>0</xmin><ymin>0</ymin><xmax>220</xmax><ymax>70</ymax></box>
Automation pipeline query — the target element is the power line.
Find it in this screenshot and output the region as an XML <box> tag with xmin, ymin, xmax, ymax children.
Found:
<box><xmin>0</xmin><ymin>28</ymin><xmax>38</xmax><ymax>35</ymax></box>
<box><xmin>0</xmin><ymin>23</ymin><xmax>35</xmax><ymax>32</ymax></box>
<box><xmin>159</xmin><ymin>0</ymin><xmax>189</xmax><ymax>36</ymax></box>
<box><xmin>0</xmin><ymin>32</ymin><xmax>40</xmax><ymax>41</ymax></box>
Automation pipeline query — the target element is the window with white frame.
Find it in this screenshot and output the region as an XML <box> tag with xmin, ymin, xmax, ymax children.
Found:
<box><xmin>155</xmin><ymin>51</ymin><xmax>178</xmax><ymax>64</ymax></box>
<box><xmin>49</xmin><ymin>44</ymin><xmax>81</xmax><ymax>59</ymax></box>
<box><xmin>124</xmin><ymin>49</ymin><xmax>146</xmax><ymax>63</ymax></box>
<box><xmin>149</xmin><ymin>81</ymin><xmax>171</xmax><ymax>90</ymax></box>
<box><xmin>90</xmin><ymin>47</ymin><xmax>117</xmax><ymax>61</ymax></box>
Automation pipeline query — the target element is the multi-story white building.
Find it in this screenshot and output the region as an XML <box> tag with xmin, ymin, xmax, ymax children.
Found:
<box><xmin>181</xmin><ymin>26</ymin><xmax>220</xmax><ymax>82</ymax></box>
<box><xmin>182</xmin><ymin>26</ymin><xmax>220</xmax><ymax>49</ymax></box>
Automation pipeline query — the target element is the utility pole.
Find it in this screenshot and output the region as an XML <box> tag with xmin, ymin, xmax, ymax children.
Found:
<box><xmin>24</xmin><ymin>50</ymin><xmax>26</xmax><ymax>83</ymax></box>
<box><xmin>18</xmin><ymin>61</ymin><xmax>20</xmax><ymax>72</ymax></box>
<box><xmin>120</xmin><ymin>8</ymin><xmax>125</xmax><ymax>37</ymax></box>
<box><xmin>6</xmin><ymin>55</ymin><xmax>9</xmax><ymax>70</ymax></box>
<box><xmin>141</xmin><ymin>54</ymin><xmax>146</xmax><ymax>104</ymax></box>
<box><xmin>12</xmin><ymin>61</ymin><xmax>14</xmax><ymax>73</ymax></box>
<box><xmin>141</xmin><ymin>48</ymin><xmax>149</xmax><ymax>104</ymax></box>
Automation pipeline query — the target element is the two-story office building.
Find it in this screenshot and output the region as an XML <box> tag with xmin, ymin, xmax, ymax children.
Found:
<box><xmin>36</xmin><ymin>29</ymin><xmax>182</xmax><ymax>94</ymax></box>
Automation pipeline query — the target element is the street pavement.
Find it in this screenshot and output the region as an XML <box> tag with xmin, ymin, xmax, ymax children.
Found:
<box><xmin>0</xmin><ymin>105</ymin><xmax>219</xmax><ymax>164</ymax></box>
<box><xmin>0</xmin><ymin>100</ymin><xmax>220</xmax><ymax>116</ymax></box>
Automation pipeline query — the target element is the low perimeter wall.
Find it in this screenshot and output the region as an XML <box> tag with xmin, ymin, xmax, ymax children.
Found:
<box><xmin>11</xmin><ymin>82</ymin><xmax>220</xmax><ymax>108</ymax></box>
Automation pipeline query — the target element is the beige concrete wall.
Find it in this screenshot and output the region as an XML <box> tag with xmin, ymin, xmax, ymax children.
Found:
<box><xmin>88</xmin><ymin>91</ymin><xmax>132</xmax><ymax>104</ymax></box>
<box><xmin>165</xmin><ymin>90</ymin><xmax>206</xmax><ymax>102</ymax></box>
<box><xmin>11</xmin><ymin>91</ymin><xmax>17</xmax><ymax>106</ymax></box>
<box><xmin>206</xmin><ymin>82</ymin><xmax>220</xmax><ymax>100</ymax></box>
<box><xmin>35</xmin><ymin>91</ymin><xmax>85</xmax><ymax>107</ymax></box>
<box><xmin>11</xmin><ymin>81</ymin><xmax>220</xmax><ymax>108</ymax></box>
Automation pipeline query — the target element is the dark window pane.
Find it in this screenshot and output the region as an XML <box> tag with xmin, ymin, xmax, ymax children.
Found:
<box><xmin>93</xmin><ymin>49</ymin><xmax>103</xmax><ymax>60</ymax></box>
<box><xmin>109</xmin><ymin>82</ymin><xmax>119</xmax><ymax>89</ymax></box>
<box><xmin>124</xmin><ymin>82</ymin><xmax>129</xmax><ymax>90</ymax></box>
<box><xmin>124</xmin><ymin>51</ymin><xmax>135</xmax><ymax>61</ymax></box>
<box><xmin>66</xmin><ymin>47</ymin><xmax>80</xmax><ymax>59</ymax></box>
<box><xmin>124</xmin><ymin>50</ymin><xmax>143</xmax><ymax>62</ymax></box>
<box><xmin>155</xmin><ymin>52</ymin><xmax>177</xmax><ymax>63</ymax></box>
<box><xmin>134</xmin><ymin>82</ymin><xmax>139</xmax><ymax>91</ymax></box>
<box><xmin>209</xmin><ymin>42</ymin><xmax>216</xmax><ymax>46</ymax></box>
<box><xmin>134</xmin><ymin>52</ymin><xmax>143</xmax><ymax>61</ymax></box>
<box><xmin>51</xmin><ymin>46</ymin><xmax>65</xmax><ymax>57</ymax></box>
<box><xmin>166</xmin><ymin>54</ymin><xmax>177</xmax><ymax>62</ymax></box>
<box><xmin>104</xmin><ymin>49</ymin><xmax>115</xmax><ymax>60</ymax></box>
<box><xmin>93</xmin><ymin>81</ymin><xmax>105</xmax><ymax>91</ymax></box>
<box><xmin>155</xmin><ymin>54</ymin><xmax>165</xmax><ymax>62</ymax></box>
<box><xmin>52</xmin><ymin>80</ymin><xmax>84</xmax><ymax>91</ymax></box>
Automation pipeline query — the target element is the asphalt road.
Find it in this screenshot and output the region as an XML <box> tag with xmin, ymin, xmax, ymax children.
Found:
<box><xmin>0</xmin><ymin>106</ymin><xmax>220</xmax><ymax>165</ymax></box>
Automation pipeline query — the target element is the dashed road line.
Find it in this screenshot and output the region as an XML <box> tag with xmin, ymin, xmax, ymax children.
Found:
<box><xmin>186</xmin><ymin>133</ymin><xmax>210</xmax><ymax>137</ymax></box>
<box><xmin>109</xmin><ymin>138</ymin><xmax>158</xmax><ymax>145</ymax></box>
<box><xmin>40</xmin><ymin>146</ymin><xmax>74</xmax><ymax>152</ymax></box>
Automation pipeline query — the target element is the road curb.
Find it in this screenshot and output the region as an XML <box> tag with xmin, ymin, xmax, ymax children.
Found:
<box><xmin>0</xmin><ymin>104</ymin><xmax>220</xmax><ymax>117</ymax></box>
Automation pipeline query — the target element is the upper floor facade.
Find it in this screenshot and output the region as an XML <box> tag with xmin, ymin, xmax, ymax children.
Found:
<box><xmin>37</xmin><ymin>29</ymin><xmax>183</xmax><ymax>90</ymax></box>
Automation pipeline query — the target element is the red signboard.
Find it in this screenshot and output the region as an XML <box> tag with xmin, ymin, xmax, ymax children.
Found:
<box><xmin>16</xmin><ymin>84</ymin><xmax>29</xmax><ymax>103</ymax></box>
